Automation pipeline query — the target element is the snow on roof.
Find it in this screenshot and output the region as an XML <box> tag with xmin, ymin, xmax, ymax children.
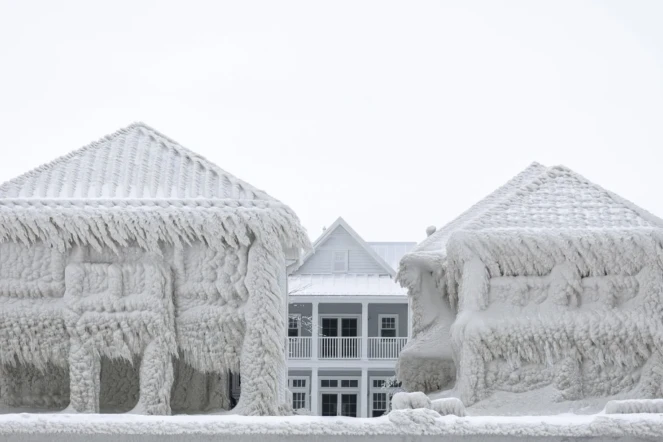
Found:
<box><xmin>461</xmin><ymin>165</ymin><xmax>663</xmax><ymax>231</ymax></box>
<box><xmin>288</xmin><ymin>274</ymin><xmax>407</xmax><ymax>296</ymax></box>
<box><xmin>398</xmin><ymin>163</ymin><xmax>663</xmax><ymax>288</ymax></box>
<box><xmin>0</xmin><ymin>123</ymin><xmax>310</xmax><ymax>253</ymax></box>
<box><xmin>0</xmin><ymin>122</ymin><xmax>271</xmax><ymax>202</ymax></box>
<box><xmin>368</xmin><ymin>242</ymin><xmax>417</xmax><ymax>272</ymax></box>
<box><xmin>412</xmin><ymin>162</ymin><xmax>547</xmax><ymax>255</ymax></box>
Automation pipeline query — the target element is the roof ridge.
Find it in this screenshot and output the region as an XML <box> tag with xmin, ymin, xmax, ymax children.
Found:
<box><xmin>412</xmin><ymin>162</ymin><xmax>548</xmax><ymax>253</ymax></box>
<box><xmin>0</xmin><ymin>123</ymin><xmax>275</xmax><ymax>202</ymax></box>
<box><xmin>462</xmin><ymin>164</ymin><xmax>663</xmax><ymax>231</ymax></box>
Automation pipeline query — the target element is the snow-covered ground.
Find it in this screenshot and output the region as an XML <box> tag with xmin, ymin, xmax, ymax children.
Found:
<box><xmin>0</xmin><ymin>411</ymin><xmax>662</xmax><ymax>441</ymax></box>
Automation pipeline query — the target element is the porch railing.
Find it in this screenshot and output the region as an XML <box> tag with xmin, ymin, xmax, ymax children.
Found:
<box><xmin>287</xmin><ymin>336</ymin><xmax>408</xmax><ymax>359</ymax></box>
<box><xmin>318</xmin><ymin>337</ymin><xmax>361</xmax><ymax>359</ymax></box>
<box><xmin>288</xmin><ymin>337</ymin><xmax>312</xmax><ymax>359</ymax></box>
<box><xmin>367</xmin><ymin>337</ymin><xmax>408</xmax><ymax>359</ymax></box>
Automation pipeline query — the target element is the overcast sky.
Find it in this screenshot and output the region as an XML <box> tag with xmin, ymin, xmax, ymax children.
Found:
<box><xmin>1</xmin><ymin>1</ymin><xmax>662</xmax><ymax>243</ymax></box>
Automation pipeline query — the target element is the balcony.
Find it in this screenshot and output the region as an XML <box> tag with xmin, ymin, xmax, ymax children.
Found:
<box><xmin>287</xmin><ymin>337</ymin><xmax>408</xmax><ymax>360</ymax></box>
<box><xmin>367</xmin><ymin>337</ymin><xmax>407</xmax><ymax>359</ymax></box>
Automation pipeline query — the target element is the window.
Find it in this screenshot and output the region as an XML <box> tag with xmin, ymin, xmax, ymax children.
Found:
<box><xmin>293</xmin><ymin>392</ymin><xmax>307</xmax><ymax>410</ymax></box>
<box><xmin>321</xmin><ymin>379</ymin><xmax>338</xmax><ymax>388</ymax></box>
<box><xmin>341</xmin><ymin>379</ymin><xmax>358</xmax><ymax>388</ymax></box>
<box><xmin>370</xmin><ymin>376</ymin><xmax>402</xmax><ymax>418</ymax></box>
<box><xmin>379</xmin><ymin>315</ymin><xmax>398</xmax><ymax>338</ymax></box>
<box><xmin>332</xmin><ymin>250</ymin><xmax>348</xmax><ymax>272</ymax></box>
<box><xmin>288</xmin><ymin>314</ymin><xmax>301</xmax><ymax>337</ymax></box>
<box><xmin>292</xmin><ymin>379</ymin><xmax>306</xmax><ymax>388</ymax></box>
<box><xmin>372</xmin><ymin>392</ymin><xmax>388</xmax><ymax>417</ymax></box>
<box><xmin>289</xmin><ymin>376</ymin><xmax>309</xmax><ymax>411</ymax></box>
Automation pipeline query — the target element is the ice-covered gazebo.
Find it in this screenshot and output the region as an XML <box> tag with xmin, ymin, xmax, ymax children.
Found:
<box><xmin>0</xmin><ymin>123</ymin><xmax>309</xmax><ymax>415</ymax></box>
<box><xmin>397</xmin><ymin>163</ymin><xmax>663</xmax><ymax>410</ymax></box>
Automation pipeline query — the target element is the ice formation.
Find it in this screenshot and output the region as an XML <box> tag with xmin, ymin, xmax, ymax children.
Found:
<box><xmin>396</xmin><ymin>163</ymin><xmax>663</xmax><ymax>411</ymax></box>
<box><xmin>0</xmin><ymin>123</ymin><xmax>309</xmax><ymax>415</ymax></box>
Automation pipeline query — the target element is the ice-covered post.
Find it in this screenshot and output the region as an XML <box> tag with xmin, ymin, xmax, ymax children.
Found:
<box><xmin>235</xmin><ymin>235</ymin><xmax>288</xmax><ymax>415</ymax></box>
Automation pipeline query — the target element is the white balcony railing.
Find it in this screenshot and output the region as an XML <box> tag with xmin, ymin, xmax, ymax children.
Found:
<box><xmin>288</xmin><ymin>337</ymin><xmax>408</xmax><ymax>360</ymax></box>
<box><xmin>367</xmin><ymin>337</ymin><xmax>408</xmax><ymax>359</ymax></box>
<box><xmin>288</xmin><ymin>337</ymin><xmax>312</xmax><ymax>359</ymax></box>
<box><xmin>319</xmin><ymin>337</ymin><xmax>361</xmax><ymax>359</ymax></box>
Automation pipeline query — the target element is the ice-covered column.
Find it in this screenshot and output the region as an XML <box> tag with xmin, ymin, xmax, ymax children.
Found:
<box><xmin>134</xmin><ymin>336</ymin><xmax>174</xmax><ymax>415</ymax></box>
<box><xmin>235</xmin><ymin>235</ymin><xmax>288</xmax><ymax>415</ymax></box>
<box><xmin>68</xmin><ymin>337</ymin><xmax>101</xmax><ymax>413</ymax></box>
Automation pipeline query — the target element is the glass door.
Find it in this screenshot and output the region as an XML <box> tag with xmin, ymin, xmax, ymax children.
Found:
<box><xmin>341</xmin><ymin>394</ymin><xmax>358</xmax><ymax>417</ymax></box>
<box><xmin>321</xmin><ymin>318</ymin><xmax>339</xmax><ymax>358</ymax></box>
<box><xmin>321</xmin><ymin>393</ymin><xmax>338</xmax><ymax>416</ymax></box>
<box><xmin>341</xmin><ymin>318</ymin><xmax>358</xmax><ymax>358</ymax></box>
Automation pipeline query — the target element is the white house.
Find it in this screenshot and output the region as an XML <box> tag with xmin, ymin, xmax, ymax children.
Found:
<box><xmin>397</xmin><ymin>163</ymin><xmax>663</xmax><ymax>412</ymax></box>
<box><xmin>287</xmin><ymin>217</ymin><xmax>415</xmax><ymax>417</ymax></box>
<box><xmin>0</xmin><ymin>123</ymin><xmax>309</xmax><ymax>415</ymax></box>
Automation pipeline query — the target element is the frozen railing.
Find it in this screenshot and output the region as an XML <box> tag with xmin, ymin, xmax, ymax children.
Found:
<box><xmin>288</xmin><ymin>337</ymin><xmax>312</xmax><ymax>359</ymax></box>
<box><xmin>319</xmin><ymin>337</ymin><xmax>361</xmax><ymax>359</ymax></box>
<box><xmin>367</xmin><ymin>337</ymin><xmax>408</xmax><ymax>359</ymax></box>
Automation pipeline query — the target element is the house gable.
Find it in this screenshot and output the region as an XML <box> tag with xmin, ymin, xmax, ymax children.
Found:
<box><xmin>293</xmin><ymin>218</ymin><xmax>395</xmax><ymax>276</ymax></box>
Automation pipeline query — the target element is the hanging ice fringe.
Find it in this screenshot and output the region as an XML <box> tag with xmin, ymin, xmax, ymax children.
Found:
<box><xmin>0</xmin><ymin>123</ymin><xmax>310</xmax><ymax>416</ymax></box>
<box><xmin>395</xmin><ymin>162</ymin><xmax>663</xmax><ymax>410</ymax></box>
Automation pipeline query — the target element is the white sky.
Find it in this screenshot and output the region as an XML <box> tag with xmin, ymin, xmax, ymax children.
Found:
<box><xmin>1</xmin><ymin>1</ymin><xmax>662</xmax><ymax>244</ymax></box>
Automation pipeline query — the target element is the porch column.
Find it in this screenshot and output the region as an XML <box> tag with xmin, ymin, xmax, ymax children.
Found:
<box><xmin>312</xmin><ymin>301</ymin><xmax>319</xmax><ymax>360</ymax></box>
<box><xmin>361</xmin><ymin>301</ymin><xmax>369</xmax><ymax>359</ymax></box>
<box><xmin>311</xmin><ymin>368</ymin><xmax>319</xmax><ymax>415</ymax></box>
<box><xmin>360</xmin><ymin>368</ymin><xmax>368</xmax><ymax>417</ymax></box>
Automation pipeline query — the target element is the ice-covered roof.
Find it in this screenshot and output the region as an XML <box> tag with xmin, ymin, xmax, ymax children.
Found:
<box><xmin>288</xmin><ymin>274</ymin><xmax>407</xmax><ymax>296</ymax></box>
<box><xmin>0</xmin><ymin>123</ymin><xmax>309</xmax><ymax>252</ymax></box>
<box><xmin>398</xmin><ymin>163</ymin><xmax>663</xmax><ymax>286</ymax></box>
<box><xmin>412</xmin><ymin>162</ymin><xmax>547</xmax><ymax>255</ymax></box>
<box><xmin>0</xmin><ymin>122</ymin><xmax>272</xmax><ymax>202</ymax></box>
<box><xmin>462</xmin><ymin>165</ymin><xmax>663</xmax><ymax>231</ymax></box>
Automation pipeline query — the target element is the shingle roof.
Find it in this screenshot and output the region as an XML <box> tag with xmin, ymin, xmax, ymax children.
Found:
<box><xmin>0</xmin><ymin>122</ymin><xmax>272</xmax><ymax>203</ymax></box>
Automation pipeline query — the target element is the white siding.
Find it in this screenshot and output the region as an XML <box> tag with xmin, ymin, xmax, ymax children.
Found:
<box><xmin>295</xmin><ymin>227</ymin><xmax>387</xmax><ymax>275</ymax></box>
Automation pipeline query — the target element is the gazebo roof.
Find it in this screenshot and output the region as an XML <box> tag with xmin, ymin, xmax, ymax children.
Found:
<box><xmin>0</xmin><ymin>123</ymin><xmax>309</xmax><ymax>252</ymax></box>
<box><xmin>0</xmin><ymin>122</ymin><xmax>273</xmax><ymax>203</ymax></box>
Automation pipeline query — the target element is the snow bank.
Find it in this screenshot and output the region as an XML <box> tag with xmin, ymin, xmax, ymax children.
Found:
<box><xmin>0</xmin><ymin>412</ymin><xmax>662</xmax><ymax>440</ymax></box>
<box><xmin>392</xmin><ymin>392</ymin><xmax>431</xmax><ymax>410</ymax></box>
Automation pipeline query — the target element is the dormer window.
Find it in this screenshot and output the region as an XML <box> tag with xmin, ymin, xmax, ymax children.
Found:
<box><xmin>332</xmin><ymin>250</ymin><xmax>349</xmax><ymax>272</ymax></box>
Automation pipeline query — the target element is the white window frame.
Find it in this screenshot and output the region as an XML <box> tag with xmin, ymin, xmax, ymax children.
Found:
<box><xmin>319</xmin><ymin>376</ymin><xmax>361</xmax><ymax>417</ymax></box>
<box><xmin>369</xmin><ymin>376</ymin><xmax>400</xmax><ymax>417</ymax></box>
<box><xmin>289</xmin><ymin>376</ymin><xmax>310</xmax><ymax>411</ymax></box>
<box><xmin>318</xmin><ymin>314</ymin><xmax>361</xmax><ymax>337</ymax></box>
<box><xmin>288</xmin><ymin>313</ymin><xmax>302</xmax><ymax>337</ymax></box>
<box><xmin>378</xmin><ymin>314</ymin><xmax>399</xmax><ymax>338</ymax></box>
<box><xmin>331</xmin><ymin>250</ymin><xmax>349</xmax><ymax>273</ymax></box>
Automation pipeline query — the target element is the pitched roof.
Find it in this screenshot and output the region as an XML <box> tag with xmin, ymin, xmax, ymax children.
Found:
<box><xmin>293</xmin><ymin>217</ymin><xmax>397</xmax><ymax>277</ymax></box>
<box><xmin>411</xmin><ymin>162</ymin><xmax>547</xmax><ymax>254</ymax></box>
<box><xmin>0</xmin><ymin>123</ymin><xmax>309</xmax><ymax>253</ymax></box>
<box><xmin>289</xmin><ymin>274</ymin><xmax>407</xmax><ymax>296</ymax></box>
<box><xmin>0</xmin><ymin>122</ymin><xmax>272</xmax><ymax>203</ymax></box>
<box><xmin>461</xmin><ymin>165</ymin><xmax>663</xmax><ymax>231</ymax></box>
